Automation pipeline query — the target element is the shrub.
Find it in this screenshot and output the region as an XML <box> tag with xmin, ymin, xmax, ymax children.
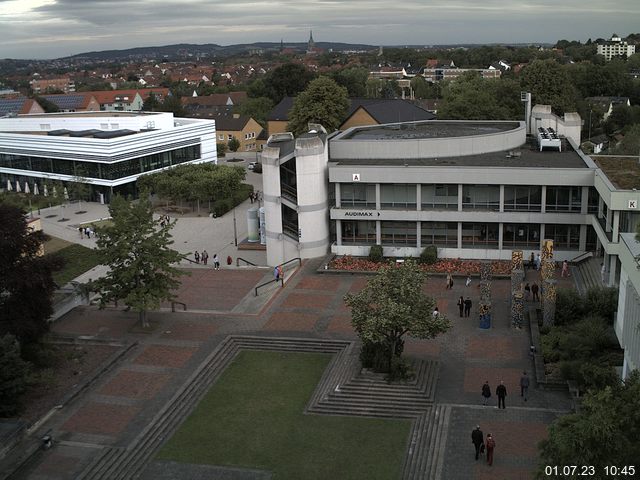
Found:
<box><xmin>555</xmin><ymin>288</ymin><xmax>585</xmax><ymax>325</ymax></box>
<box><xmin>216</xmin><ymin>142</ymin><xmax>228</xmax><ymax>157</ymax></box>
<box><xmin>211</xmin><ymin>198</ymin><xmax>233</xmax><ymax>217</ymax></box>
<box><xmin>0</xmin><ymin>335</ymin><xmax>32</xmax><ymax>417</ymax></box>
<box><xmin>420</xmin><ymin>245</ymin><xmax>438</xmax><ymax>265</ymax></box>
<box><xmin>586</xmin><ymin>286</ymin><xmax>619</xmax><ymax>324</ymax></box>
<box><xmin>577</xmin><ymin>362</ymin><xmax>620</xmax><ymax>392</ymax></box>
<box><xmin>359</xmin><ymin>341</ymin><xmax>391</xmax><ymax>372</ymax></box>
<box><xmin>369</xmin><ymin>244</ymin><xmax>383</xmax><ymax>263</ymax></box>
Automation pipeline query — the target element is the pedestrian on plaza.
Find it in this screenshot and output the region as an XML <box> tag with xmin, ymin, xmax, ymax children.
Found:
<box><xmin>213</xmin><ymin>253</ymin><xmax>220</xmax><ymax>270</ymax></box>
<box><xmin>561</xmin><ymin>260</ymin><xmax>570</xmax><ymax>277</ymax></box>
<box><xmin>86</xmin><ymin>227</ymin><xmax>91</xmax><ymax>239</ymax></box>
<box><xmin>535</xmin><ymin>254</ymin><xmax>541</xmax><ymax>271</ymax></box>
<box><xmin>471</xmin><ymin>425</ymin><xmax>484</xmax><ymax>460</ymax></box>
<box><xmin>202</xmin><ymin>250</ymin><xmax>209</xmax><ymax>265</ymax></box>
<box><xmin>194</xmin><ymin>251</ymin><xmax>200</xmax><ymax>264</ymax></box>
<box><xmin>249</xmin><ymin>191</ymin><xmax>254</xmax><ymax>203</ymax></box>
<box><xmin>445</xmin><ymin>273</ymin><xmax>452</xmax><ymax>290</ymax></box>
<box><xmin>531</xmin><ymin>282</ymin><xmax>539</xmax><ymax>302</ymax></box>
<box><xmin>465</xmin><ymin>274</ymin><xmax>472</xmax><ymax>287</ymax></box>
<box><xmin>432</xmin><ymin>306</ymin><xmax>439</xmax><ymax>318</ymax></box>
<box><xmin>529</xmin><ymin>251</ymin><xmax>535</xmax><ymax>270</ymax></box>
<box><xmin>481</xmin><ymin>381</ymin><xmax>491</xmax><ymax>405</ymax></box>
<box><xmin>274</xmin><ymin>265</ymin><xmax>280</xmax><ymax>280</ymax></box>
<box><xmin>496</xmin><ymin>381</ymin><xmax>507</xmax><ymax>409</ymax></box>
<box><xmin>524</xmin><ymin>283</ymin><xmax>531</xmax><ymax>301</ymax></box>
<box><xmin>601</xmin><ymin>263</ymin><xmax>607</xmax><ymax>284</ymax></box>
<box><xmin>79</xmin><ymin>227</ymin><xmax>84</xmax><ymax>239</ymax></box>
<box><xmin>485</xmin><ymin>433</ymin><xmax>496</xmax><ymax>466</ymax></box>
<box><xmin>520</xmin><ymin>371</ymin><xmax>530</xmax><ymax>401</ymax></box>
<box><xmin>277</xmin><ymin>265</ymin><xmax>284</xmax><ymax>280</ymax></box>
<box><xmin>457</xmin><ymin>296</ymin><xmax>464</xmax><ymax>317</ymax></box>
<box><xmin>464</xmin><ymin>297</ymin><xmax>472</xmax><ymax>317</ymax></box>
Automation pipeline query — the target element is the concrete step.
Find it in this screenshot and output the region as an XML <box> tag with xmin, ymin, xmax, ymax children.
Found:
<box><xmin>309</xmin><ymin>404</ymin><xmax>420</xmax><ymax>419</ymax></box>
<box><xmin>402</xmin><ymin>411</ymin><xmax>430</xmax><ymax>480</ymax></box>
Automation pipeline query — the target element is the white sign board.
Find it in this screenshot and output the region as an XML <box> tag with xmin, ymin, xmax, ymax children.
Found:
<box><xmin>629</xmin><ymin>199</ymin><xmax>638</xmax><ymax>209</ymax></box>
<box><xmin>352</xmin><ymin>173</ymin><xmax>361</xmax><ymax>182</ymax></box>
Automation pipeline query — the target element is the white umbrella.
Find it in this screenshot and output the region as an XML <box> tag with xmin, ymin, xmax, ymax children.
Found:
<box><xmin>24</xmin><ymin>182</ymin><xmax>30</xmax><ymax>194</ymax></box>
<box><xmin>52</xmin><ymin>186</ymin><xmax>57</xmax><ymax>197</ymax></box>
<box><xmin>63</xmin><ymin>187</ymin><xmax>69</xmax><ymax>200</ymax></box>
<box><xmin>44</xmin><ymin>185</ymin><xmax>48</xmax><ymax>197</ymax></box>
<box><xmin>7</xmin><ymin>179</ymin><xmax>12</xmax><ymax>191</ymax></box>
<box><xmin>33</xmin><ymin>183</ymin><xmax>39</xmax><ymax>195</ymax></box>
<box><xmin>15</xmin><ymin>180</ymin><xmax>21</xmax><ymax>193</ymax></box>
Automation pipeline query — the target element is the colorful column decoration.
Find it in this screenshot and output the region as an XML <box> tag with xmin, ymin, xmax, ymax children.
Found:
<box><xmin>511</xmin><ymin>291</ymin><xmax>524</xmax><ymax>328</ymax></box>
<box><xmin>479</xmin><ymin>261</ymin><xmax>492</xmax><ymax>329</ymax></box>
<box><xmin>542</xmin><ymin>279</ymin><xmax>557</xmax><ymax>327</ymax></box>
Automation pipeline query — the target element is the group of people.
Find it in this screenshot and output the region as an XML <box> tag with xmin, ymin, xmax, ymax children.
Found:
<box><xmin>193</xmin><ymin>250</ymin><xmax>220</xmax><ymax>270</ymax></box>
<box><xmin>481</xmin><ymin>372</ymin><xmax>530</xmax><ymax>409</ymax></box>
<box><xmin>471</xmin><ymin>426</ymin><xmax>496</xmax><ymax>465</ymax></box>
<box><xmin>523</xmin><ymin>282</ymin><xmax>540</xmax><ymax>302</ymax></box>
<box><xmin>248</xmin><ymin>191</ymin><xmax>261</xmax><ymax>204</ymax></box>
<box><xmin>78</xmin><ymin>226</ymin><xmax>94</xmax><ymax>239</ymax></box>
<box><xmin>456</xmin><ymin>296</ymin><xmax>473</xmax><ymax>317</ymax></box>
<box><xmin>159</xmin><ymin>214</ymin><xmax>171</xmax><ymax>227</ymax></box>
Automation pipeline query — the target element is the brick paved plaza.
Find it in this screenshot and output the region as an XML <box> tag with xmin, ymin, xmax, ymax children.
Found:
<box><xmin>12</xmin><ymin>259</ymin><xmax>574</xmax><ymax>480</ymax></box>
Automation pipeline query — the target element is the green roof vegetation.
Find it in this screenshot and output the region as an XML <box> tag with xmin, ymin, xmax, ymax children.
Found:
<box><xmin>593</xmin><ymin>156</ymin><xmax>640</xmax><ymax>190</ymax></box>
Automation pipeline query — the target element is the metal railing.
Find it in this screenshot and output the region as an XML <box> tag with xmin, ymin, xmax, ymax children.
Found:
<box><xmin>570</xmin><ymin>251</ymin><xmax>593</xmax><ymax>264</ymax></box>
<box><xmin>236</xmin><ymin>257</ymin><xmax>257</xmax><ymax>267</ymax></box>
<box><xmin>171</xmin><ymin>301</ymin><xmax>187</xmax><ymax>312</ymax></box>
<box><xmin>254</xmin><ymin>258</ymin><xmax>302</xmax><ymax>296</ymax></box>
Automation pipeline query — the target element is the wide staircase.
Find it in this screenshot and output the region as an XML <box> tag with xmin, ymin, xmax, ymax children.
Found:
<box><xmin>572</xmin><ymin>257</ymin><xmax>604</xmax><ymax>295</ymax></box>
<box><xmin>76</xmin><ymin>336</ymin><xmax>448</xmax><ymax>480</ymax></box>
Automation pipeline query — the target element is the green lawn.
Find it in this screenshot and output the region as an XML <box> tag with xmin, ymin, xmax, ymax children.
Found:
<box><xmin>47</xmin><ymin>243</ymin><xmax>101</xmax><ymax>286</ymax></box>
<box><xmin>157</xmin><ymin>350</ymin><xmax>411</xmax><ymax>480</ymax></box>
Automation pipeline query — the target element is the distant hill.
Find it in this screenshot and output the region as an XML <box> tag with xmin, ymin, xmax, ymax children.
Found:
<box><xmin>64</xmin><ymin>42</ymin><xmax>378</xmax><ymax>61</ymax></box>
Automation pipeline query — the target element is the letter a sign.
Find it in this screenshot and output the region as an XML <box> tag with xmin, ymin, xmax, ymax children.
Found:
<box><xmin>352</xmin><ymin>173</ymin><xmax>361</xmax><ymax>182</ymax></box>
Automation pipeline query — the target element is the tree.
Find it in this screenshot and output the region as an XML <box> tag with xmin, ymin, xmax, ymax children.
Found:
<box><xmin>536</xmin><ymin>371</ymin><xmax>640</xmax><ymax>477</ymax></box>
<box><xmin>331</xmin><ymin>67</ymin><xmax>369</xmax><ymax>97</ymax></box>
<box><xmin>142</xmin><ymin>92</ymin><xmax>160</xmax><ymax>111</ymax></box>
<box><xmin>519</xmin><ymin>59</ymin><xmax>577</xmax><ymax>114</ymax></box>
<box><xmin>344</xmin><ymin>261</ymin><xmax>451</xmax><ymax>375</ymax></box>
<box><xmin>237</xmin><ymin>97</ymin><xmax>274</xmax><ymax>128</ymax></box>
<box><xmin>217</xmin><ymin>142</ymin><xmax>228</xmax><ymax>157</ymax></box>
<box><xmin>33</xmin><ymin>95</ymin><xmax>59</xmax><ymax>113</ymax></box>
<box><xmin>287</xmin><ymin>76</ymin><xmax>349</xmax><ymax>135</ymax></box>
<box><xmin>91</xmin><ymin>196</ymin><xmax>186</xmax><ymax>327</ymax></box>
<box><xmin>0</xmin><ymin>334</ymin><xmax>31</xmax><ymax>417</ymax></box>
<box><xmin>264</xmin><ymin>63</ymin><xmax>316</xmax><ymax>103</ymax></box>
<box><xmin>613</xmin><ymin>123</ymin><xmax>640</xmax><ymax>154</ymax></box>
<box><xmin>159</xmin><ymin>95</ymin><xmax>185</xmax><ymax>117</ymax></box>
<box><xmin>228</xmin><ymin>137</ymin><xmax>240</xmax><ymax>152</ymax></box>
<box><xmin>0</xmin><ymin>204</ymin><xmax>60</xmax><ymax>347</ymax></box>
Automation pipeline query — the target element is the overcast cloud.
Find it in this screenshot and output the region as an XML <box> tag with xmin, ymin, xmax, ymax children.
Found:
<box><xmin>0</xmin><ymin>0</ymin><xmax>638</xmax><ymax>59</ymax></box>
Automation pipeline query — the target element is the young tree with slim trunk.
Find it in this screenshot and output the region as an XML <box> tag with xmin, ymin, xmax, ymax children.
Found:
<box><xmin>91</xmin><ymin>196</ymin><xmax>186</xmax><ymax>327</ymax></box>
<box><xmin>344</xmin><ymin>260</ymin><xmax>451</xmax><ymax>375</ymax></box>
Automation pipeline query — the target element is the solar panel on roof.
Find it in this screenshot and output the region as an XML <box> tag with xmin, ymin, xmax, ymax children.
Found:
<box><xmin>92</xmin><ymin>129</ymin><xmax>136</xmax><ymax>139</ymax></box>
<box><xmin>0</xmin><ymin>99</ymin><xmax>26</xmax><ymax>115</ymax></box>
<box><xmin>69</xmin><ymin>129</ymin><xmax>102</xmax><ymax>137</ymax></box>
<box><xmin>43</xmin><ymin>95</ymin><xmax>84</xmax><ymax>109</ymax></box>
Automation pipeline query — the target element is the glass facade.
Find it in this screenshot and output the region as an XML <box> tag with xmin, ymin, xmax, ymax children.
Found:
<box><xmin>421</xmin><ymin>222</ymin><xmax>458</xmax><ymax>247</ymax></box>
<box><xmin>279</xmin><ymin>159</ymin><xmax>297</xmax><ymax>202</ymax></box>
<box><xmin>462</xmin><ymin>185</ymin><xmax>500</xmax><ymax>211</ymax></box>
<box><xmin>381</xmin><ymin>221</ymin><xmax>416</xmax><ymax>246</ymax></box>
<box><xmin>341</xmin><ymin>220</ymin><xmax>376</xmax><ymax>244</ymax></box>
<box><xmin>545</xmin><ymin>224</ymin><xmax>580</xmax><ymax>249</ymax></box>
<box><xmin>380</xmin><ymin>184</ymin><xmax>416</xmax><ymax>210</ymax></box>
<box><xmin>503</xmin><ymin>223</ymin><xmax>540</xmax><ymax>248</ymax></box>
<box><xmin>503</xmin><ymin>186</ymin><xmax>542</xmax><ymax>212</ymax></box>
<box><xmin>461</xmin><ymin>223</ymin><xmax>499</xmax><ymax>248</ymax></box>
<box><xmin>340</xmin><ymin>183</ymin><xmax>376</xmax><ymax>208</ymax></box>
<box><xmin>421</xmin><ymin>184</ymin><xmax>458</xmax><ymax>210</ymax></box>
<box><xmin>588</xmin><ymin>187</ymin><xmax>599</xmax><ymax>214</ymax></box>
<box><xmin>545</xmin><ymin>186</ymin><xmax>582</xmax><ymax>212</ymax></box>
<box><xmin>0</xmin><ymin>145</ymin><xmax>200</xmax><ymax>181</ymax></box>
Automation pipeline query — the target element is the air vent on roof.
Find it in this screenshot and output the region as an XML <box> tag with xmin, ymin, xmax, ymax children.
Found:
<box><xmin>537</xmin><ymin>127</ymin><xmax>562</xmax><ymax>152</ymax></box>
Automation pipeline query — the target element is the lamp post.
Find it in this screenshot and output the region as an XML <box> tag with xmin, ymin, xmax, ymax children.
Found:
<box><xmin>588</xmin><ymin>109</ymin><xmax>592</xmax><ymax>141</ymax></box>
<box><xmin>233</xmin><ymin>206</ymin><xmax>238</xmax><ymax>247</ymax></box>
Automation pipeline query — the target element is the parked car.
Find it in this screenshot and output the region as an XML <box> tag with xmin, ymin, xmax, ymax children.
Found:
<box><xmin>248</xmin><ymin>161</ymin><xmax>257</xmax><ymax>170</ymax></box>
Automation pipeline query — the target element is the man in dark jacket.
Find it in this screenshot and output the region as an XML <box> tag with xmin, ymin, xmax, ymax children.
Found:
<box><xmin>471</xmin><ymin>425</ymin><xmax>484</xmax><ymax>460</ymax></box>
<box><xmin>464</xmin><ymin>297</ymin><xmax>472</xmax><ymax>317</ymax></box>
<box><xmin>496</xmin><ymin>380</ymin><xmax>507</xmax><ymax>409</ymax></box>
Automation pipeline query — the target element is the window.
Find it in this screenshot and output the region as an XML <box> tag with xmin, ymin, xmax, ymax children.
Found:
<box><xmin>380</xmin><ymin>184</ymin><xmax>416</xmax><ymax>210</ymax></box>
<box><xmin>461</xmin><ymin>223</ymin><xmax>499</xmax><ymax>249</ymax></box>
<box><xmin>340</xmin><ymin>183</ymin><xmax>376</xmax><ymax>208</ymax></box>
<box><xmin>341</xmin><ymin>220</ymin><xmax>376</xmax><ymax>245</ymax></box>
<box><xmin>544</xmin><ymin>224</ymin><xmax>580</xmax><ymax>250</ymax></box>
<box><xmin>546</xmin><ymin>186</ymin><xmax>581</xmax><ymax>212</ymax></box>
<box><xmin>587</xmin><ymin>187</ymin><xmax>599</xmax><ymax>214</ymax></box>
<box><xmin>218</xmin><ymin>134</ymin><xmax>224</xmax><ymax>140</ymax></box>
<box><xmin>421</xmin><ymin>222</ymin><xmax>458</xmax><ymax>247</ymax></box>
<box><xmin>110</xmin><ymin>123</ymin><xmax>119</xmax><ymax>130</ymax></box>
<box><xmin>502</xmin><ymin>223</ymin><xmax>540</xmax><ymax>248</ymax></box>
<box><xmin>462</xmin><ymin>185</ymin><xmax>500</xmax><ymax>210</ymax></box>
<box><xmin>39</xmin><ymin>124</ymin><xmax>51</xmax><ymax>131</ymax></box>
<box><xmin>503</xmin><ymin>186</ymin><xmax>542</xmax><ymax>212</ymax></box>
<box><xmin>422</xmin><ymin>184</ymin><xmax>458</xmax><ymax>210</ymax></box>
<box><xmin>228</xmin><ymin>134</ymin><xmax>233</xmax><ymax>140</ymax></box>
<box><xmin>381</xmin><ymin>221</ymin><xmax>416</xmax><ymax>246</ymax></box>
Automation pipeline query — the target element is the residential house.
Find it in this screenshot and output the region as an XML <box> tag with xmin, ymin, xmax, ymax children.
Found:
<box><xmin>586</xmin><ymin>96</ymin><xmax>631</xmax><ymax>121</ymax></box>
<box><xmin>30</xmin><ymin>77</ymin><xmax>75</xmax><ymax>94</ymax></box>
<box><xmin>0</xmin><ymin>97</ymin><xmax>45</xmax><ymax>116</ymax></box>
<box><xmin>423</xmin><ymin>66</ymin><xmax>501</xmax><ymax>82</ymax></box>
<box><xmin>41</xmin><ymin>93</ymin><xmax>100</xmax><ymax>112</ymax></box>
<box><xmin>597</xmin><ymin>34</ymin><xmax>636</xmax><ymax>61</ymax></box>
<box><xmin>84</xmin><ymin>89</ymin><xmax>170</xmax><ymax>111</ymax></box>
<box><xmin>215</xmin><ymin>113</ymin><xmax>263</xmax><ymax>152</ymax></box>
<box><xmin>182</xmin><ymin>92</ymin><xmax>248</xmax><ymax>109</ymax></box>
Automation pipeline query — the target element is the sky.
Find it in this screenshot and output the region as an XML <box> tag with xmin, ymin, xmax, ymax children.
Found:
<box><xmin>1</xmin><ymin>0</ymin><xmax>639</xmax><ymax>60</ymax></box>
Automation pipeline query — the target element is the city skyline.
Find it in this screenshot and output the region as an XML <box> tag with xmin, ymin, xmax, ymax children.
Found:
<box><xmin>1</xmin><ymin>0</ymin><xmax>639</xmax><ymax>59</ymax></box>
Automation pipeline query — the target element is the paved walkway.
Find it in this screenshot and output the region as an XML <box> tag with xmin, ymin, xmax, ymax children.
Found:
<box><xmin>9</xmin><ymin>259</ymin><xmax>574</xmax><ymax>480</ymax></box>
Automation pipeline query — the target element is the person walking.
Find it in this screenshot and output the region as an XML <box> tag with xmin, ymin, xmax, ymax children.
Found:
<box><xmin>274</xmin><ymin>265</ymin><xmax>280</xmax><ymax>280</ymax></box>
<box><xmin>202</xmin><ymin>250</ymin><xmax>209</xmax><ymax>265</ymax></box>
<box><xmin>445</xmin><ymin>273</ymin><xmax>452</xmax><ymax>290</ymax></box>
<box><xmin>471</xmin><ymin>425</ymin><xmax>484</xmax><ymax>460</ymax></box>
<box><xmin>481</xmin><ymin>381</ymin><xmax>491</xmax><ymax>405</ymax></box>
<box><xmin>432</xmin><ymin>306</ymin><xmax>439</xmax><ymax>318</ymax></box>
<box><xmin>78</xmin><ymin>227</ymin><xmax>84</xmax><ymax>239</ymax></box>
<box><xmin>601</xmin><ymin>263</ymin><xmax>607</xmax><ymax>284</ymax></box>
<box><xmin>213</xmin><ymin>253</ymin><xmax>220</xmax><ymax>270</ymax></box>
<box><xmin>529</xmin><ymin>251</ymin><xmax>535</xmax><ymax>270</ymax></box>
<box><xmin>531</xmin><ymin>282</ymin><xmax>539</xmax><ymax>302</ymax></box>
<box><xmin>535</xmin><ymin>253</ymin><xmax>541</xmax><ymax>271</ymax></box>
<box><xmin>520</xmin><ymin>371</ymin><xmax>530</xmax><ymax>401</ymax></box>
<box><xmin>496</xmin><ymin>381</ymin><xmax>507</xmax><ymax>409</ymax></box>
<box><xmin>561</xmin><ymin>260</ymin><xmax>570</xmax><ymax>277</ymax></box>
<box><xmin>194</xmin><ymin>251</ymin><xmax>200</xmax><ymax>264</ymax></box>
<box><xmin>277</xmin><ymin>265</ymin><xmax>284</xmax><ymax>280</ymax></box>
<box><xmin>464</xmin><ymin>297</ymin><xmax>472</xmax><ymax>317</ymax></box>
<box><xmin>485</xmin><ymin>433</ymin><xmax>496</xmax><ymax>466</ymax></box>
<box><xmin>524</xmin><ymin>283</ymin><xmax>531</xmax><ymax>301</ymax></box>
<box><xmin>457</xmin><ymin>296</ymin><xmax>464</xmax><ymax>317</ymax></box>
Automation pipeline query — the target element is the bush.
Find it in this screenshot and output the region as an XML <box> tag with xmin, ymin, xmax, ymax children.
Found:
<box><xmin>369</xmin><ymin>244</ymin><xmax>383</xmax><ymax>263</ymax></box>
<box><xmin>586</xmin><ymin>286</ymin><xmax>619</xmax><ymax>324</ymax></box>
<box><xmin>211</xmin><ymin>198</ymin><xmax>233</xmax><ymax>217</ymax></box>
<box><xmin>0</xmin><ymin>335</ymin><xmax>32</xmax><ymax>417</ymax></box>
<box><xmin>541</xmin><ymin>316</ymin><xmax>614</xmax><ymax>363</ymax></box>
<box><xmin>216</xmin><ymin>142</ymin><xmax>228</xmax><ymax>157</ymax></box>
<box><xmin>555</xmin><ymin>288</ymin><xmax>585</xmax><ymax>325</ymax></box>
<box><xmin>420</xmin><ymin>245</ymin><xmax>438</xmax><ymax>265</ymax></box>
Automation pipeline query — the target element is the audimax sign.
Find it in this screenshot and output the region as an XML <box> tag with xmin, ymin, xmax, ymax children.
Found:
<box><xmin>343</xmin><ymin>211</ymin><xmax>381</xmax><ymax>217</ymax></box>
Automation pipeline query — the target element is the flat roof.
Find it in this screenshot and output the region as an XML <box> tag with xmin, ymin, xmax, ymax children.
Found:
<box><xmin>341</xmin><ymin>121</ymin><xmax>520</xmax><ymax>140</ymax></box>
<box><xmin>592</xmin><ymin>156</ymin><xmax>640</xmax><ymax>190</ymax></box>
<box><xmin>331</xmin><ymin>140</ymin><xmax>588</xmax><ymax>169</ymax></box>
<box><xmin>18</xmin><ymin>111</ymin><xmax>163</xmax><ymax>118</ymax></box>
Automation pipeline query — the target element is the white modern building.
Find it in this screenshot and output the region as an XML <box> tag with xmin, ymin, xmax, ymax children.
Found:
<box><xmin>597</xmin><ymin>34</ymin><xmax>636</xmax><ymax>61</ymax></box>
<box><xmin>0</xmin><ymin>111</ymin><xmax>216</xmax><ymax>201</ymax></box>
<box><xmin>615</xmin><ymin>233</ymin><xmax>640</xmax><ymax>378</ymax></box>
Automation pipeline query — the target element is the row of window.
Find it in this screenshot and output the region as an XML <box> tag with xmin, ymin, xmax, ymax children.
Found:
<box><xmin>340</xmin><ymin>220</ymin><xmax>590</xmax><ymax>250</ymax></box>
<box><xmin>339</xmin><ymin>184</ymin><xmax>599</xmax><ymax>213</ymax></box>
<box><xmin>0</xmin><ymin>146</ymin><xmax>200</xmax><ymax>181</ymax></box>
